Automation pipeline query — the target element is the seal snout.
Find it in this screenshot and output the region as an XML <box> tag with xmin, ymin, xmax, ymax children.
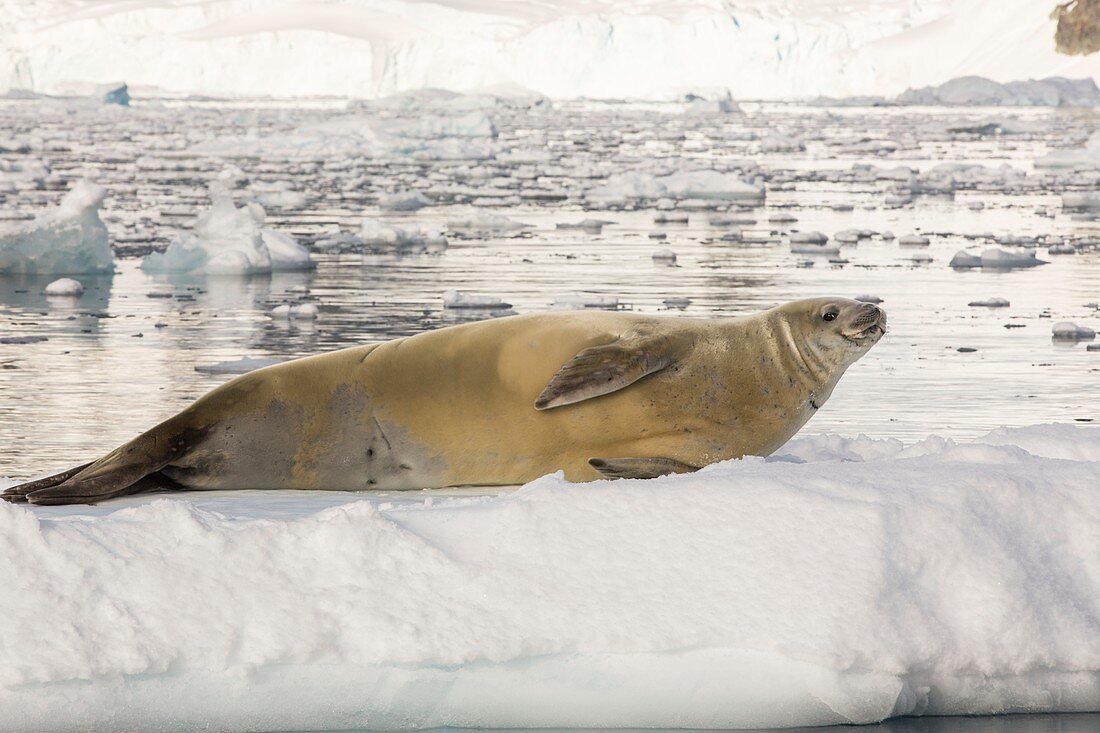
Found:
<box><xmin>846</xmin><ymin>303</ymin><xmax>887</xmax><ymax>341</ymax></box>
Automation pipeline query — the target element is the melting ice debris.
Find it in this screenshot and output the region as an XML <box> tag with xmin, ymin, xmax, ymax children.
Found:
<box><xmin>911</xmin><ymin>252</ymin><xmax>933</xmax><ymax>263</ymax></box>
<box><xmin>0</xmin><ymin>158</ymin><xmax>49</xmax><ymax>191</ymax></box>
<box><xmin>654</xmin><ymin>212</ymin><xmax>688</xmax><ymax>224</ymax></box>
<box><xmin>769</xmin><ymin>213</ymin><xmax>798</xmax><ymax>223</ymax></box>
<box><xmin>1036</xmin><ymin>130</ymin><xmax>1100</xmax><ymax>170</ymax></box>
<box><xmin>43</xmin><ymin>277</ymin><xmax>84</xmax><ymax>296</ymax></box>
<box><xmin>378</xmin><ymin>190</ymin><xmax>431</xmax><ymax>212</ymax></box>
<box><xmin>949</xmin><ymin>250</ymin><xmax>982</xmax><ymax>268</ymax></box>
<box><xmin>759</xmin><ymin>133</ymin><xmax>805</xmax><ymax>153</ymax></box>
<box><xmin>1060</xmin><ymin>192</ymin><xmax>1100</xmax><ymax>210</ymax></box>
<box><xmin>854</xmin><ymin>295</ymin><xmax>883</xmax><ymax>304</ymax></box>
<box><xmin>250</xmin><ymin>181</ymin><xmax>307</xmax><ymax>210</ymax></box>
<box><xmin>898</xmin><ymin>234</ymin><xmax>930</xmax><ymax>246</ymax></box>
<box><xmin>357</xmin><ymin>220</ymin><xmax>447</xmax><ymax>253</ymax></box>
<box><xmin>446</xmin><ymin>212</ymin><xmax>531</xmax><ymax>233</ymax></box>
<box><xmin>651</xmin><ymin>249</ymin><xmax>677</xmax><ymax>264</ymax></box>
<box><xmin>0</xmin><ymin>180</ymin><xmax>113</xmax><ymax>275</ymax></box>
<box><xmin>968</xmin><ymin>298</ymin><xmax>1010</xmax><ymax>307</ymax></box>
<box><xmin>1048</xmin><ymin>242</ymin><xmax>1076</xmax><ymax>255</ymax></box>
<box><xmin>663</xmin><ymin>296</ymin><xmax>691</xmax><ymax>309</ymax></box>
<box><xmin>442</xmin><ymin>290</ymin><xmax>511</xmax><ymax>309</ymax></box>
<box><xmin>194</xmin><ymin>357</ymin><xmax>283</xmax><ymax>374</ymax></box>
<box><xmin>789</xmin><ymin>231</ymin><xmax>839</xmax><ymax>254</ymax></box>
<box><xmin>556</xmin><ymin>219</ymin><xmax>613</xmax><ymax>233</ymax></box>
<box><xmin>141</xmin><ymin>192</ymin><xmax>313</xmax><ymax>275</ymax></box>
<box><xmin>1052</xmin><ymin>322</ymin><xmax>1097</xmax><ymax>340</ymax></box>
<box><xmin>191</xmin><ymin>111</ymin><xmax>497</xmax><ymax>161</ymax></box>
<box><xmin>881</xmin><ymin>230</ymin><xmax>896</xmax><ymax>241</ymax></box>
<box><xmin>656</xmin><ymin>171</ymin><xmax>764</xmax><ymax>201</ymax></box>
<box><xmin>551</xmin><ymin>293</ymin><xmax>620</xmax><ymax>310</ymax></box>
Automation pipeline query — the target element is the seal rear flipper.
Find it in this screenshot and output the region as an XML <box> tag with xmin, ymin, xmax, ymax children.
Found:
<box><xmin>535</xmin><ymin>331</ymin><xmax>695</xmax><ymax>410</ymax></box>
<box><xmin>1</xmin><ymin>462</ymin><xmax>94</xmax><ymax>503</ymax></box>
<box><xmin>588</xmin><ymin>456</ymin><xmax>699</xmax><ymax>480</ymax></box>
<box><xmin>16</xmin><ymin>459</ymin><xmax>166</xmax><ymax>506</ymax></box>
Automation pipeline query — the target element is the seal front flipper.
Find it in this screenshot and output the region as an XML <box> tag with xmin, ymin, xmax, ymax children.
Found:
<box><xmin>535</xmin><ymin>331</ymin><xmax>694</xmax><ymax>410</ymax></box>
<box><xmin>588</xmin><ymin>456</ymin><xmax>699</xmax><ymax>480</ymax></box>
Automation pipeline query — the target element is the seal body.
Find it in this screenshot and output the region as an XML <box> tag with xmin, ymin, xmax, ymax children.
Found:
<box><xmin>4</xmin><ymin>297</ymin><xmax>886</xmax><ymax>504</ymax></box>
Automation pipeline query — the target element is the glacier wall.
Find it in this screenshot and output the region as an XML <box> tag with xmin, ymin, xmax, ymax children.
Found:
<box><xmin>3</xmin><ymin>0</ymin><xmax>1100</xmax><ymax>100</ymax></box>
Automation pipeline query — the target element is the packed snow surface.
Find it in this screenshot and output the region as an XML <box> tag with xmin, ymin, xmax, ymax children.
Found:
<box><xmin>3</xmin><ymin>424</ymin><xmax>1100</xmax><ymax>731</ymax></box>
<box><xmin>0</xmin><ymin>180</ymin><xmax>113</xmax><ymax>275</ymax></box>
<box><xmin>5</xmin><ymin>0</ymin><xmax>1100</xmax><ymax>99</ymax></box>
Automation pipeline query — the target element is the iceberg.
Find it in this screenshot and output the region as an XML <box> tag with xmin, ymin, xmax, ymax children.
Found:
<box><xmin>0</xmin><ymin>180</ymin><xmax>113</xmax><ymax>275</ymax></box>
<box><xmin>898</xmin><ymin>76</ymin><xmax>1100</xmax><ymax>106</ymax></box>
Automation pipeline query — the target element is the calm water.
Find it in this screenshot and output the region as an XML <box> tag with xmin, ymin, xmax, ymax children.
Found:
<box><xmin>1</xmin><ymin>99</ymin><xmax>1098</xmax><ymax>477</ymax></box>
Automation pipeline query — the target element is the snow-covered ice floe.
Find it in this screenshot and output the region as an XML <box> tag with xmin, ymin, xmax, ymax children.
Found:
<box><xmin>0</xmin><ymin>180</ymin><xmax>113</xmax><ymax>275</ymax></box>
<box><xmin>3</xmin><ymin>424</ymin><xmax>1100</xmax><ymax>731</ymax></box>
<box><xmin>141</xmin><ymin>191</ymin><xmax>313</xmax><ymax>275</ymax></box>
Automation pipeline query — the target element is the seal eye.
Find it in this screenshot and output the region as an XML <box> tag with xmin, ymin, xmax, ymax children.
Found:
<box><xmin>822</xmin><ymin>311</ymin><xmax>838</xmax><ymax>322</ymax></box>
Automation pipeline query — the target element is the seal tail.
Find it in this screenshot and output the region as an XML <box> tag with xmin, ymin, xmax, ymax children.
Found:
<box><xmin>2</xmin><ymin>417</ymin><xmax>203</xmax><ymax>506</ymax></box>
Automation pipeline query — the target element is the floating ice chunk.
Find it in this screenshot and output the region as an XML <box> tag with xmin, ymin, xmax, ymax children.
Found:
<box><xmin>911</xmin><ymin>252</ymin><xmax>933</xmax><ymax>263</ymax></box>
<box><xmin>1052</xmin><ymin>322</ymin><xmax>1096</xmax><ymax>340</ymax></box>
<box><xmin>769</xmin><ymin>213</ymin><xmax>797</xmax><ymax>223</ymax></box>
<box><xmin>585</xmin><ymin>173</ymin><xmax>668</xmax><ymax>206</ymax></box>
<box><xmin>142</xmin><ymin>192</ymin><xmax>313</xmax><ymax>275</ymax></box>
<box><xmin>980</xmin><ymin>248</ymin><xmax>1047</xmax><ymax>269</ymax></box>
<box><xmin>261</xmin><ymin>230</ymin><xmax>314</xmax><ymax>271</ymax></box>
<box><xmin>251</xmin><ymin>181</ymin><xmax>307</xmax><ymax>210</ymax></box>
<box><xmin>949</xmin><ymin>250</ymin><xmax>983</xmax><ymax>268</ymax></box>
<box><xmin>98</xmin><ymin>82</ymin><xmax>130</xmax><ymax>106</ymax></box>
<box><xmin>292</xmin><ymin>303</ymin><xmax>318</xmax><ymax>319</ymax></box>
<box><xmin>1060</xmin><ymin>192</ymin><xmax>1100</xmax><ymax>210</ymax></box>
<box><xmin>654</xmin><ymin>212</ymin><xmax>688</xmax><ymax>224</ymax></box>
<box><xmin>881</xmin><ymin>231</ymin><xmax>896</xmax><ymax>241</ymax></box>
<box><xmin>657</xmin><ymin>170</ymin><xmax>764</xmax><ymax>201</ymax></box>
<box><xmin>854</xmin><ymin>295</ymin><xmax>883</xmax><ymax>304</ymax></box>
<box><xmin>556</xmin><ymin>219</ymin><xmax>613</xmax><ymax>232</ymax></box>
<box><xmin>651</xmin><ymin>249</ymin><xmax>677</xmax><ymax>263</ymax></box>
<box><xmin>683</xmin><ymin>90</ymin><xmax>740</xmax><ymax>114</ymax></box>
<box><xmin>0</xmin><ymin>180</ymin><xmax>113</xmax><ymax>275</ymax></box>
<box><xmin>884</xmin><ymin>194</ymin><xmax>912</xmax><ymax>207</ymax></box>
<box><xmin>790</xmin><ymin>231</ymin><xmax>828</xmax><ymax>245</ymax></box>
<box><xmin>551</xmin><ymin>293</ymin><xmax>620</xmax><ymax>310</ymax></box>
<box><xmin>443</xmin><ymin>290</ymin><xmax>511</xmax><ymax>309</ymax></box>
<box><xmin>446</xmin><ymin>212</ymin><xmax>531</xmax><ymax>232</ymax></box>
<box><xmin>194</xmin><ymin>357</ymin><xmax>282</xmax><ymax>374</ymax></box>
<box><xmin>0</xmin><ymin>158</ymin><xmax>49</xmax><ymax>191</ymax></box>
<box><xmin>968</xmin><ymin>298</ymin><xmax>1010</xmax><ymax>307</ymax></box>
<box><xmin>898</xmin><ymin>234</ymin><xmax>930</xmax><ymax>246</ymax></box>
<box><xmin>1048</xmin><ymin>243</ymin><xmax>1076</xmax><ymax>255</ymax></box>
<box><xmin>759</xmin><ymin>134</ymin><xmax>805</xmax><ymax>152</ymax></box>
<box><xmin>352</xmin><ymin>221</ymin><xmax>447</xmax><ymax>254</ymax></box>
<box><xmin>43</xmin><ymin>277</ymin><xmax>84</xmax><ymax>296</ymax></box>
<box><xmin>270</xmin><ymin>304</ymin><xmax>292</xmax><ymax>319</ymax></box>
<box><xmin>379</xmin><ymin>190</ymin><xmax>431</xmax><ymax>211</ymax></box>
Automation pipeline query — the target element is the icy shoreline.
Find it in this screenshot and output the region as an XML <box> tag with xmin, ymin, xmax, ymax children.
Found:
<box><xmin>3</xmin><ymin>423</ymin><xmax>1100</xmax><ymax>730</ymax></box>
